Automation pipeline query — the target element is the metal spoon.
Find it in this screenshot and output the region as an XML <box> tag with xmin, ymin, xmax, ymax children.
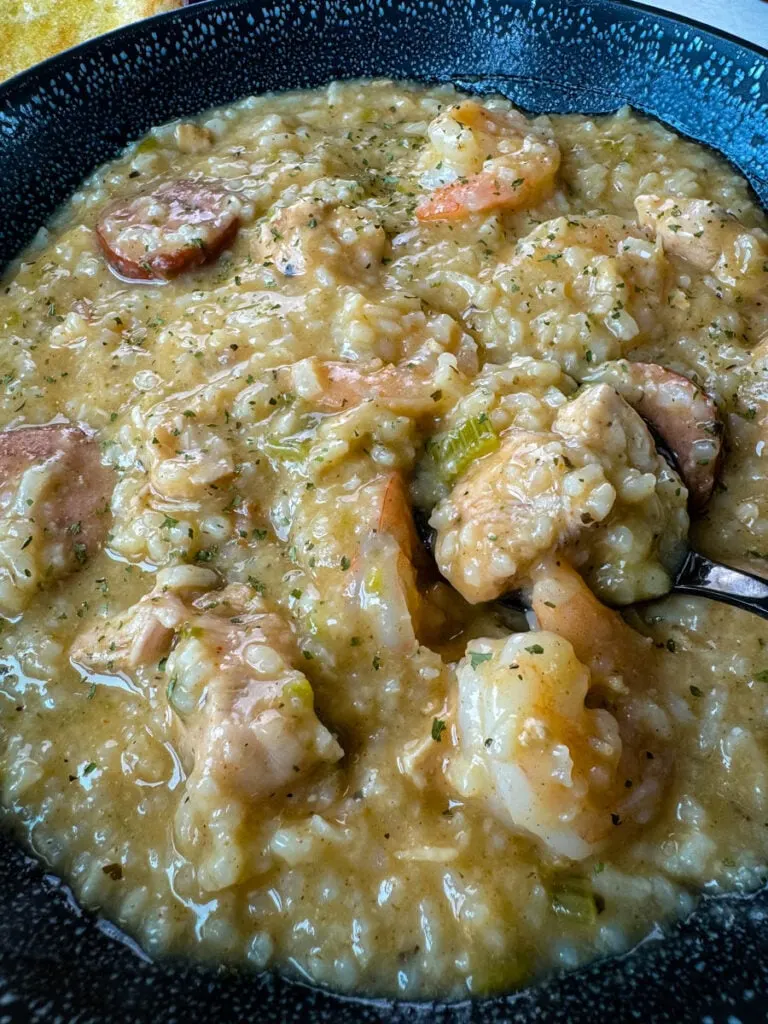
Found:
<box><xmin>672</xmin><ymin>549</ymin><xmax>768</xmax><ymax>619</ymax></box>
<box><xmin>415</xmin><ymin>503</ymin><xmax>768</xmax><ymax>619</ymax></box>
<box><xmin>649</xmin><ymin>429</ymin><xmax>768</xmax><ymax>620</ymax></box>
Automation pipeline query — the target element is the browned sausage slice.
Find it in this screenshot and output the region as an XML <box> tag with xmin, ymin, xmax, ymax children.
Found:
<box><xmin>0</xmin><ymin>423</ymin><xmax>112</xmax><ymax>574</ymax></box>
<box><xmin>583</xmin><ymin>360</ymin><xmax>723</xmax><ymax>510</ymax></box>
<box><xmin>95</xmin><ymin>179</ymin><xmax>241</xmax><ymax>281</ymax></box>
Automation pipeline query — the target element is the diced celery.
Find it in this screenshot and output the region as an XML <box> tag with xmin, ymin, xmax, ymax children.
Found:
<box><xmin>263</xmin><ymin>436</ymin><xmax>311</xmax><ymax>463</ymax></box>
<box><xmin>549</xmin><ymin>876</ymin><xmax>598</xmax><ymax>925</ymax></box>
<box><xmin>307</xmin><ymin>609</ymin><xmax>334</xmax><ymax>642</ymax></box>
<box><xmin>135</xmin><ymin>136</ymin><xmax>160</xmax><ymax>154</ymax></box>
<box><xmin>432</xmin><ymin>415</ymin><xmax>500</xmax><ymax>482</ymax></box>
<box><xmin>282</xmin><ymin>678</ymin><xmax>314</xmax><ymax>708</ymax></box>
<box><xmin>364</xmin><ymin>565</ymin><xmax>384</xmax><ymax>597</ymax></box>
<box><xmin>180</xmin><ymin>625</ymin><xmax>204</xmax><ymax>640</ymax></box>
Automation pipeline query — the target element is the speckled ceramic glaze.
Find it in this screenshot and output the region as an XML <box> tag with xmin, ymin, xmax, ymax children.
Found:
<box><xmin>0</xmin><ymin>1</ymin><xmax>768</xmax><ymax>1020</ymax></box>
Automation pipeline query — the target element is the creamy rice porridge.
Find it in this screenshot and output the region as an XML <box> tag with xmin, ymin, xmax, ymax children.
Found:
<box><xmin>1</xmin><ymin>79</ymin><xmax>768</xmax><ymax>998</ymax></box>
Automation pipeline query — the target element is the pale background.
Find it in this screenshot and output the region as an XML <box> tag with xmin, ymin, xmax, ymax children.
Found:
<box><xmin>643</xmin><ymin>0</ymin><xmax>768</xmax><ymax>50</ymax></box>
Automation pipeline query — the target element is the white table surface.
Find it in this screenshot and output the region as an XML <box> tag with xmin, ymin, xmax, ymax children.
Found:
<box><xmin>640</xmin><ymin>0</ymin><xmax>768</xmax><ymax>51</ymax></box>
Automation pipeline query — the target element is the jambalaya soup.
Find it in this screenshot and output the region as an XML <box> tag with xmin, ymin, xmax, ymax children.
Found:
<box><xmin>1</xmin><ymin>79</ymin><xmax>768</xmax><ymax>998</ymax></box>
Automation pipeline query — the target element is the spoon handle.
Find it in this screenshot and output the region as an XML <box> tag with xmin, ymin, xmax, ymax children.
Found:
<box><xmin>674</xmin><ymin>549</ymin><xmax>768</xmax><ymax>619</ymax></box>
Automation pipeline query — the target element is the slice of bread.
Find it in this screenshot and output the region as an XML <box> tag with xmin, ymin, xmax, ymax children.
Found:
<box><xmin>0</xmin><ymin>0</ymin><xmax>183</xmax><ymax>83</ymax></box>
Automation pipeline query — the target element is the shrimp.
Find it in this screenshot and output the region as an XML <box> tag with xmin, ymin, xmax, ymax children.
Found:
<box><xmin>635</xmin><ymin>195</ymin><xmax>768</xmax><ymax>298</ymax></box>
<box><xmin>448</xmin><ymin>561</ymin><xmax>671</xmax><ymax>860</ymax></box>
<box><xmin>352</xmin><ymin>472</ymin><xmax>425</xmax><ymax>653</ymax></box>
<box><xmin>531</xmin><ymin>558</ymin><xmax>672</xmax><ymax>830</ymax></box>
<box><xmin>274</xmin><ymin>347</ymin><xmax>472</xmax><ymax>421</ymax></box>
<box><xmin>376</xmin><ymin>470</ymin><xmax>423</xmax><ymax>567</ymax></box>
<box><xmin>431</xmin><ymin>384</ymin><xmax>688</xmax><ymax>605</ymax></box>
<box><xmin>284</xmin><ymin>467</ymin><xmax>427</xmax><ymax>656</ymax></box>
<box><xmin>449</xmin><ymin>630</ymin><xmax>623</xmax><ymax>860</ymax></box>
<box><xmin>278</xmin><ymin>359</ymin><xmax>445</xmax><ymax>418</ymax></box>
<box><xmin>530</xmin><ymin>558</ymin><xmax>654</xmax><ymax>690</ymax></box>
<box><xmin>253</xmin><ymin>198</ymin><xmax>388</xmax><ymax>280</ymax></box>
<box><xmin>416</xmin><ymin>100</ymin><xmax>561</xmax><ymax>222</ymax></box>
<box><xmin>583</xmin><ymin>359</ymin><xmax>723</xmax><ymax>509</ymax></box>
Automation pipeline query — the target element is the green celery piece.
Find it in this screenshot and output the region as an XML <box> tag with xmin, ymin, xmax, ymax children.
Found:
<box><xmin>434</xmin><ymin>415</ymin><xmax>499</xmax><ymax>482</ymax></box>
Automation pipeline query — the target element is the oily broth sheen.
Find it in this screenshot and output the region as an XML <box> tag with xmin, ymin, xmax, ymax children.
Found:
<box><xmin>0</xmin><ymin>79</ymin><xmax>767</xmax><ymax>998</ymax></box>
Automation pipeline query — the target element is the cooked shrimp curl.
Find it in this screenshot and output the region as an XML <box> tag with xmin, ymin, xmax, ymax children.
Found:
<box><xmin>416</xmin><ymin>100</ymin><xmax>561</xmax><ymax>222</ymax></box>
<box><xmin>449</xmin><ymin>630</ymin><xmax>623</xmax><ymax>861</ymax></box>
<box><xmin>448</xmin><ymin>561</ymin><xmax>671</xmax><ymax>861</ymax></box>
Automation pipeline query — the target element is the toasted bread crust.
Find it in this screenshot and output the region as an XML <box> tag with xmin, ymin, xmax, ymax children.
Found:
<box><xmin>0</xmin><ymin>1</ymin><xmax>182</xmax><ymax>82</ymax></box>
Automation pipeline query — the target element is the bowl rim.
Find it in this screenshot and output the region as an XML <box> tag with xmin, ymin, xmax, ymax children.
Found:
<box><xmin>1</xmin><ymin>0</ymin><xmax>768</xmax><ymax>1017</ymax></box>
<box><xmin>0</xmin><ymin>0</ymin><xmax>766</xmax><ymax>103</ymax></box>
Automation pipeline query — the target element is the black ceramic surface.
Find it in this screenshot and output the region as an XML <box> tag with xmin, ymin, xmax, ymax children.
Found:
<box><xmin>1</xmin><ymin>0</ymin><xmax>768</xmax><ymax>1020</ymax></box>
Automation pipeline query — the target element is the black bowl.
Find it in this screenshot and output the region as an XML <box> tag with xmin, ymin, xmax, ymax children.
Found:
<box><xmin>1</xmin><ymin>1</ymin><xmax>768</xmax><ymax>1020</ymax></box>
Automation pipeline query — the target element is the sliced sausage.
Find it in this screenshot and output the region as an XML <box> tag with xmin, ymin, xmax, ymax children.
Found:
<box><xmin>583</xmin><ymin>360</ymin><xmax>723</xmax><ymax>510</ymax></box>
<box><xmin>95</xmin><ymin>178</ymin><xmax>241</xmax><ymax>281</ymax></box>
<box><xmin>0</xmin><ymin>423</ymin><xmax>112</xmax><ymax>570</ymax></box>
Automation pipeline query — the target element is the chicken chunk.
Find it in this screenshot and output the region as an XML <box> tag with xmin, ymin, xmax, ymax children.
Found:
<box><xmin>0</xmin><ymin>424</ymin><xmax>112</xmax><ymax>618</ymax></box>
<box><xmin>500</xmin><ymin>215</ymin><xmax>660</xmax><ymax>336</ymax></box>
<box><xmin>432</xmin><ymin>428</ymin><xmax>605</xmax><ymax>604</ymax></box>
<box><xmin>253</xmin><ymin>199</ymin><xmax>388</xmax><ymax>281</ymax></box>
<box><xmin>135</xmin><ymin>372</ymin><xmax>242</xmax><ymax>504</ymax></box>
<box><xmin>416</xmin><ymin>100</ymin><xmax>560</xmax><ymax>221</ymax></box>
<box><xmin>431</xmin><ymin>385</ymin><xmax>688</xmax><ymax>605</ymax></box>
<box><xmin>173</xmin><ymin>122</ymin><xmax>215</xmax><ymax>154</ymax></box>
<box><xmin>167</xmin><ymin>585</ymin><xmax>343</xmax><ymax>890</ymax></box>
<box><xmin>71</xmin><ymin>568</ymin><xmax>342</xmax><ymax>838</ymax></box>
<box><xmin>69</xmin><ymin>565</ymin><xmax>219</xmax><ymax>674</ymax></box>
<box><xmin>635</xmin><ymin>195</ymin><xmax>768</xmax><ymax>298</ymax></box>
<box><xmin>169</xmin><ymin>586</ymin><xmax>342</xmax><ymax>802</ymax></box>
